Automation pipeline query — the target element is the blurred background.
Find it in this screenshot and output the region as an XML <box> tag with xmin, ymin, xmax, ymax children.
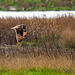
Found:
<box><xmin>0</xmin><ymin>0</ymin><xmax>75</xmax><ymax>11</ymax></box>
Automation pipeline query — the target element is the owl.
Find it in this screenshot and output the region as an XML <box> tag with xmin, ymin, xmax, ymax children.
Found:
<box><xmin>11</xmin><ymin>24</ymin><xmax>27</xmax><ymax>43</ymax></box>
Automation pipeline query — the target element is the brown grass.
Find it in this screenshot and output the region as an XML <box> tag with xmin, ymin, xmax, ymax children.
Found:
<box><xmin>0</xmin><ymin>56</ymin><xmax>75</xmax><ymax>69</ymax></box>
<box><xmin>0</xmin><ymin>46</ymin><xmax>75</xmax><ymax>69</ymax></box>
<box><xmin>0</xmin><ymin>15</ymin><xmax>75</xmax><ymax>47</ymax></box>
<box><xmin>0</xmin><ymin>15</ymin><xmax>75</xmax><ymax>69</ymax></box>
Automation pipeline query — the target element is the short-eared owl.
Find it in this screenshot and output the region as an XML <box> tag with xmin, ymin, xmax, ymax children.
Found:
<box><xmin>11</xmin><ymin>24</ymin><xmax>27</xmax><ymax>43</ymax></box>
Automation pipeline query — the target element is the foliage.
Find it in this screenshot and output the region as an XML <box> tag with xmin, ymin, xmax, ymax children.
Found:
<box><xmin>0</xmin><ymin>68</ymin><xmax>74</xmax><ymax>75</ymax></box>
<box><xmin>0</xmin><ymin>0</ymin><xmax>75</xmax><ymax>11</ymax></box>
<box><xmin>0</xmin><ymin>13</ymin><xmax>75</xmax><ymax>75</ymax></box>
<box><xmin>0</xmin><ymin>15</ymin><xmax>75</xmax><ymax>49</ymax></box>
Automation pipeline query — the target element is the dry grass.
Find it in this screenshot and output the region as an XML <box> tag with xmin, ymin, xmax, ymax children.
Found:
<box><xmin>0</xmin><ymin>15</ymin><xmax>75</xmax><ymax>69</ymax></box>
<box><xmin>0</xmin><ymin>46</ymin><xmax>74</xmax><ymax>69</ymax></box>
<box><xmin>0</xmin><ymin>55</ymin><xmax>75</xmax><ymax>69</ymax></box>
<box><xmin>0</xmin><ymin>15</ymin><xmax>75</xmax><ymax>48</ymax></box>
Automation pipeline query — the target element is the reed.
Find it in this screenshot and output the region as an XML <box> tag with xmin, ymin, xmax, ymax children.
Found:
<box><xmin>0</xmin><ymin>15</ymin><xmax>75</xmax><ymax>69</ymax></box>
<box><xmin>0</xmin><ymin>15</ymin><xmax>75</xmax><ymax>48</ymax></box>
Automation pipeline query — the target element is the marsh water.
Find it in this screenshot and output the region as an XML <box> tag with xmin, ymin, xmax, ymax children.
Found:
<box><xmin>0</xmin><ymin>11</ymin><xmax>75</xmax><ymax>19</ymax></box>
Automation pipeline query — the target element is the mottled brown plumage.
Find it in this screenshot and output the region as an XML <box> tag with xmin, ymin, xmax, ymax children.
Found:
<box><xmin>11</xmin><ymin>24</ymin><xmax>27</xmax><ymax>43</ymax></box>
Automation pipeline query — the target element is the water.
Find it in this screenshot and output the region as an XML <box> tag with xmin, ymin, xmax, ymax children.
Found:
<box><xmin>0</xmin><ymin>11</ymin><xmax>75</xmax><ymax>19</ymax></box>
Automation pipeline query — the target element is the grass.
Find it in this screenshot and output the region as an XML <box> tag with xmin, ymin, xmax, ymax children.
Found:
<box><xmin>0</xmin><ymin>15</ymin><xmax>75</xmax><ymax>74</ymax></box>
<box><xmin>0</xmin><ymin>68</ymin><xmax>74</xmax><ymax>75</ymax></box>
<box><xmin>0</xmin><ymin>15</ymin><xmax>75</xmax><ymax>49</ymax></box>
<box><xmin>0</xmin><ymin>54</ymin><xmax>74</xmax><ymax>69</ymax></box>
<box><xmin>0</xmin><ymin>0</ymin><xmax>75</xmax><ymax>11</ymax></box>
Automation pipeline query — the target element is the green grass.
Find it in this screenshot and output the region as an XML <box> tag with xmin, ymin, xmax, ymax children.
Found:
<box><xmin>0</xmin><ymin>0</ymin><xmax>75</xmax><ymax>11</ymax></box>
<box><xmin>0</xmin><ymin>68</ymin><xmax>74</xmax><ymax>75</ymax></box>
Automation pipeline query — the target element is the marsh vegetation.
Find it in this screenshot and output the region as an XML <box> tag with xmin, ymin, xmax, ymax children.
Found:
<box><xmin>0</xmin><ymin>15</ymin><xmax>75</xmax><ymax>74</ymax></box>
